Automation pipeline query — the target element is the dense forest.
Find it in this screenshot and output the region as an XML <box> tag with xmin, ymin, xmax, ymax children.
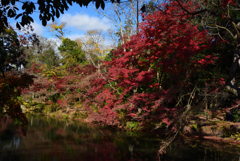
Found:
<box><xmin>1</xmin><ymin>0</ymin><xmax>240</xmax><ymax>139</ymax></box>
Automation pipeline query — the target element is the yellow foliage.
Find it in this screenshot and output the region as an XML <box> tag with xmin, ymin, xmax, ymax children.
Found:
<box><xmin>40</xmin><ymin>66</ymin><xmax>66</xmax><ymax>78</ymax></box>
<box><xmin>47</xmin><ymin>22</ymin><xmax>67</xmax><ymax>39</ymax></box>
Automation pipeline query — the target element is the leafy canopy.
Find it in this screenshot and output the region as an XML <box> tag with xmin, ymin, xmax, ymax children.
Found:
<box><xmin>0</xmin><ymin>0</ymin><xmax>120</xmax><ymax>31</ymax></box>
<box><xmin>0</xmin><ymin>27</ymin><xmax>26</xmax><ymax>76</ymax></box>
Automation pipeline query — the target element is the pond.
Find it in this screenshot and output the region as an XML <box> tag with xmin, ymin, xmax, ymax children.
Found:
<box><xmin>0</xmin><ymin>114</ymin><xmax>240</xmax><ymax>161</ymax></box>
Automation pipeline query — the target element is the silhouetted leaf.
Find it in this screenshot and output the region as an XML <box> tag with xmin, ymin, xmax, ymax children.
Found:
<box><xmin>56</xmin><ymin>9</ymin><xmax>60</xmax><ymax>18</ymax></box>
<box><xmin>96</xmin><ymin>0</ymin><xmax>100</xmax><ymax>9</ymax></box>
<box><xmin>10</xmin><ymin>0</ymin><xmax>15</xmax><ymax>5</ymax></box>
<box><xmin>67</xmin><ymin>0</ymin><xmax>72</xmax><ymax>5</ymax></box>
<box><xmin>42</xmin><ymin>19</ymin><xmax>47</xmax><ymax>26</ymax></box>
<box><xmin>7</xmin><ymin>9</ymin><xmax>15</xmax><ymax>18</ymax></box>
<box><xmin>30</xmin><ymin>2</ymin><xmax>36</xmax><ymax>10</ymax></box>
<box><xmin>28</xmin><ymin>16</ymin><xmax>34</xmax><ymax>22</ymax></box>
<box><xmin>46</xmin><ymin>5</ymin><xmax>50</xmax><ymax>14</ymax></box>
<box><xmin>16</xmin><ymin>22</ymin><xmax>21</xmax><ymax>30</ymax></box>
<box><xmin>14</xmin><ymin>6</ymin><xmax>19</xmax><ymax>10</ymax></box>
<box><xmin>22</xmin><ymin>2</ymin><xmax>28</xmax><ymax>10</ymax></box>
<box><xmin>2</xmin><ymin>0</ymin><xmax>10</xmax><ymax>6</ymax></box>
<box><xmin>15</xmin><ymin>13</ymin><xmax>22</xmax><ymax>20</ymax></box>
<box><xmin>101</xmin><ymin>0</ymin><xmax>105</xmax><ymax>9</ymax></box>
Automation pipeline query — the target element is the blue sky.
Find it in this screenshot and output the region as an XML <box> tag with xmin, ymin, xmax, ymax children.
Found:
<box><xmin>8</xmin><ymin>0</ymin><xmax>150</xmax><ymax>48</ymax></box>
<box><xmin>10</xmin><ymin>2</ymin><xmax>115</xmax><ymax>41</ymax></box>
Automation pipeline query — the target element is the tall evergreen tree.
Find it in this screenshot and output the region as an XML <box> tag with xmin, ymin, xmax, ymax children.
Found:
<box><xmin>58</xmin><ymin>38</ymin><xmax>86</xmax><ymax>69</ymax></box>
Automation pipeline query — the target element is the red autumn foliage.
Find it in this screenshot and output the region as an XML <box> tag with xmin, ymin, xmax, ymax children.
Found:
<box><xmin>20</xmin><ymin>0</ymin><xmax>224</xmax><ymax>129</ymax></box>
<box><xmin>84</xmin><ymin>1</ymin><xmax>213</xmax><ymax>126</ymax></box>
<box><xmin>0</xmin><ymin>71</ymin><xmax>34</xmax><ymax>134</ymax></box>
<box><xmin>23</xmin><ymin>63</ymin><xmax>97</xmax><ymax>111</ymax></box>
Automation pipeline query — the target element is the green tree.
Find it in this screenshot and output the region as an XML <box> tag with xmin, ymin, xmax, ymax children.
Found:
<box><xmin>0</xmin><ymin>27</ymin><xmax>25</xmax><ymax>77</ymax></box>
<box><xmin>39</xmin><ymin>46</ymin><xmax>60</xmax><ymax>69</ymax></box>
<box><xmin>58</xmin><ymin>38</ymin><xmax>86</xmax><ymax>69</ymax></box>
<box><xmin>24</xmin><ymin>36</ymin><xmax>60</xmax><ymax>69</ymax></box>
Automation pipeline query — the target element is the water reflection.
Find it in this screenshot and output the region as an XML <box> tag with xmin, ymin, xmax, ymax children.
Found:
<box><xmin>0</xmin><ymin>115</ymin><xmax>240</xmax><ymax>161</ymax></box>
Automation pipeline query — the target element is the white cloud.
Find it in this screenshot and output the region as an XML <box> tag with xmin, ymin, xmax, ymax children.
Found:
<box><xmin>48</xmin><ymin>38</ymin><xmax>62</xmax><ymax>47</ymax></box>
<box><xmin>102</xmin><ymin>39</ymin><xmax>115</xmax><ymax>47</ymax></box>
<box><xmin>67</xmin><ymin>34</ymin><xmax>84</xmax><ymax>40</ymax></box>
<box><xmin>60</xmin><ymin>13</ymin><xmax>111</xmax><ymax>31</ymax></box>
<box><xmin>29</xmin><ymin>22</ymin><xmax>44</xmax><ymax>36</ymax></box>
<box><xmin>66</xmin><ymin>34</ymin><xmax>113</xmax><ymax>47</ymax></box>
<box><xmin>48</xmin><ymin>35</ymin><xmax>84</xmax><ymax>49</ymax></box>
<box><xmin>47</xmin><ymin>34</ymin><xmax>115</xmax><ymax>54</ymax></box>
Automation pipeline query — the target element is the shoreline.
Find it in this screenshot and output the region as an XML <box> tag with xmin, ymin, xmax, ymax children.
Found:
<box><xmin>24</xmin><ymin>107</ymin><xmax>240</xmax><ymax>147</ymax></box>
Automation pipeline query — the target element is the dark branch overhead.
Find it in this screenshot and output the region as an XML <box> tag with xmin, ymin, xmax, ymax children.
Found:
<box><xmin>0</xmin><ymin>0</ymin><xmax>121</xmax><ymax>31</ymax></box>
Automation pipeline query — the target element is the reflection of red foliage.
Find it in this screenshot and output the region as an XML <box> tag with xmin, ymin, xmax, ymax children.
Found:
<box><xmin>55</xmin><ymin>127</ymin><xmax>65</xmax><ymax>136</ymax></box>
<box><xmin>0</xmin><ymin>116</ymin><xmax>12</xmax><ymax>132</ymax></box>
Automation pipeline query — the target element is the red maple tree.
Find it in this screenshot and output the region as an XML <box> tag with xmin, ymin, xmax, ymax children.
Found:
<box><xmin>84</xmin><ymin>1</ymin><xmax>213</xmax><ymax>127</ymax></box>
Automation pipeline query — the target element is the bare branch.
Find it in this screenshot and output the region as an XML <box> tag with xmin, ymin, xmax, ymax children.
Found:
<box><xmin>216</xmin><ymin>25</ymin><xmax>235</xmax><ymax>40</ymax></box>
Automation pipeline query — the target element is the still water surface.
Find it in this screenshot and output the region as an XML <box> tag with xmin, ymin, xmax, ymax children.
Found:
<box><xmin>1</xmin><ymin>114</ymin><xmax>240</xmax><ymax>161</ymax></box>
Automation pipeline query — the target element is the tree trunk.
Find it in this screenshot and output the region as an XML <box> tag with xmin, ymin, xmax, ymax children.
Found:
<box><xmin>226</xmin><ymin>49</ymin><xmax>240</xmax><ymax>97</ymax></box>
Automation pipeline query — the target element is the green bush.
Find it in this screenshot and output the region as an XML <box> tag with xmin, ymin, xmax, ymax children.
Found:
<box><xmin>126</xmin><ymin>121</ymin><xmax>142</xmax><ymax>130</ymax></box>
